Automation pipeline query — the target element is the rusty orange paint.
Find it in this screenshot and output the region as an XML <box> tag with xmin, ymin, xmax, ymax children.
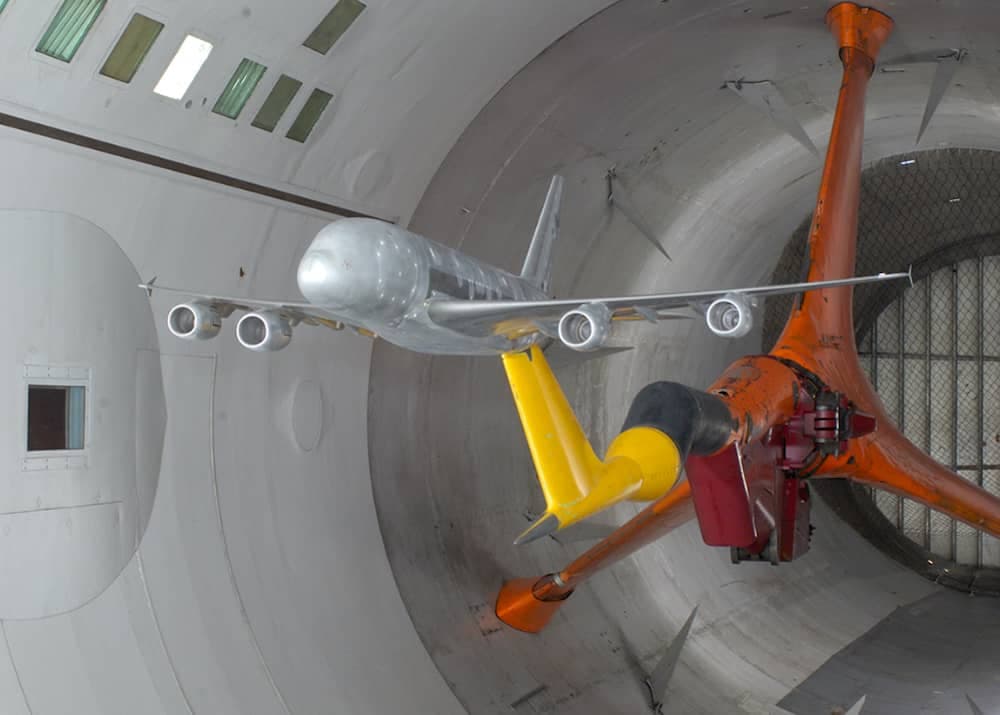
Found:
<box><xmin>496</xmin><ymin>3</ymin><xmax>1000</xmax><ymax>633</ymax></box>
<box><xmin>704</xmin><ymin>4</ymin><xmax>1000</xmax><ymax>541</ymax></box>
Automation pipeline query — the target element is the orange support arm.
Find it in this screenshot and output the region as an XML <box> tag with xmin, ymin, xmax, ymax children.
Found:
<box><xmin>496</xmin><ymin>3</ymin><xmax>1000</xmax><ymax>633</ymax></box>
<box><xmin>767</xmin><ymin>6</ymin><xmax>1000</xmax><ymax>536</ymax></box>
<box><xmin>496</xmin><ymin>482</ymin><xmax>694</xmax><ymax>633</ymax></box>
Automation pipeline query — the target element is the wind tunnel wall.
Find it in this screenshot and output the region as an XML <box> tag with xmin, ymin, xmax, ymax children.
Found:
<box><xmin>370</xmin><ymin>1</ymin><xmax>1000</xmax><ymax>713</ymax></box>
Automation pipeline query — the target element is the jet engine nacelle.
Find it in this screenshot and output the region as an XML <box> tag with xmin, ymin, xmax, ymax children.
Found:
<box><xmin>706</xmin><ymin>294</ymin><xmax>753</xmax><ymax>338</ymax></box>
<box><xmin>557</xmin><ymin>303</ymin><xmax>612</xmax><ymax>352</ymax></box>
<box><xmin>167</xmin><ymin>302</ymin><xmax>222</xmax><ymax>340</ymax></box>
<box><xmin>236</xmin><ymin>311</ymin><xmax>292</xmax><ymax>352</ymax></box>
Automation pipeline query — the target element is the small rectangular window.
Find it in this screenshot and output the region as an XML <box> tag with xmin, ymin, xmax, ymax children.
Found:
<box><xmin>27</xmin><ymin>386</ymin><xmax>85</xmax><ymax>451</ymax></box>
<box><xmin>286</xmin><ymin>88</ymin><xmax>333</xmax><ymax>143</ymax></box>
<box><xmin>213</xmin><ymin>58</ymin><xmax>267</xmax><ymax>119</ymax></box>
<box><xmin>252</xmin><ymin>74</ymin><xmax>302</xmax><ymax>132</ymax></box>
<box><xmin>154</xmin><ymin>34</ymin><xmax>213</xmax><ymax>100</ymax></box>
<box><xmin>36</xmin><ymin>0</ymin><xmax>106</xmax><ymax>62</ymax></box>
<box><xmin>303</xmin><ymin>0</ymin><xmax>365</xmax><ymax>55</ymax></box>
<box><xmin>100</xmin><ymin>13</ymin><xmax>164</xmax><ymax>83</ymax></box>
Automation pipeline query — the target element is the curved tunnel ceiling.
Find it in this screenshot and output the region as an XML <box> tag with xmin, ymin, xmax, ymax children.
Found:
<box><xmin>3</xmin><ymin>1</ymin><xmax>1000</xmax><ymax>715</ymax></box>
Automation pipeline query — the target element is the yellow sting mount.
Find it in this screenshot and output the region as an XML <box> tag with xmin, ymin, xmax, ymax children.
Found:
<box><xmin>501</xmin><ymin>345</ymin><xmax>685</xmax><ymax>544</ymax></box>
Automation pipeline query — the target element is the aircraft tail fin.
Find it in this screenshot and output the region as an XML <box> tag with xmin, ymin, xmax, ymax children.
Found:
<box><xmin>501</xmin><ymin>345</ymin><xmax>683</xmax><ymax>545</ymax></box>
<box><xmin>520</xmin><ymin>175</ymin><xmax>564</xmax><ymax>295</ymax></box>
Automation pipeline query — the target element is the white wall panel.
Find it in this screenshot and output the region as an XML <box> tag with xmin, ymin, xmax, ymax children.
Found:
<box><xmin>0</xmin><ymin>119</ymin><xmax>461</xmax><ymax>711</ymax></box>
<box><xmin>0</xmin><ymin>628</ymin><xmax>30</xmax><ymax>715</ymax></box>
<box><xmin>4</xmin><ymin>614</ymin><xmax>104</xmax><ymax>714</ymax></box>
<box><xmin>137</xmin><ymin>353</ymin><xmax>287</xmax><ymax>715</ymax></box>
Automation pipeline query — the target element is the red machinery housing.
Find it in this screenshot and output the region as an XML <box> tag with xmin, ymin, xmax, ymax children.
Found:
<box><xmin>685</xmin><ymin>372</ymin><xmax>876</xmax><ymax>564</ymax></box>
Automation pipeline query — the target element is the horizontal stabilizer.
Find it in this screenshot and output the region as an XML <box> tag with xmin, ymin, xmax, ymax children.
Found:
<box><xmin>514</xmin><ymin>514</ymin><xmax>559</xmax><ymax>546</ymax></box>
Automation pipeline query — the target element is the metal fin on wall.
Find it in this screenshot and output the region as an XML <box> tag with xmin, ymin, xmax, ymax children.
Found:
<box><xmin>966</xmin><ymin>694</ymin><xmax>985</xmax><ymax>715</ymax></box>
<box><xmin>880</xmin><ymin>48</ymin><xmax>967</xmax><ymax>145</ymax></box>
<box><xmin>724</xmin><ymin>78</ymin><xmax>820</xmax><ymax>158</ymax></box>
<box><xmin>644</xmin><ymin>606</ymin><xmax>698</xmax><ymax>712</ymax></box>
<box><xmin>845</xmin><ymin>694</ymin><xmax>867</xmax><ymax>715</ymax></box>
<box><xmin>606</xmin><ymin>169</ymin><xmax>672</xmax><ymax>262</ymax></box>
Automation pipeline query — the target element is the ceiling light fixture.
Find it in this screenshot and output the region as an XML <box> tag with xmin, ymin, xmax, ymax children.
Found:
<box><xmin>286</xmin><ymin>89</ymin><xmax>334</xmax><ymax>143</ymax></box>
<box><xmin>303</xmin><ymin>0</ymin><xmax>366</xmax><ymax>55</ymax></box>
<box><xmin>213</xmin><ymin>58</ymin><xmax>267</xmax><ymax>119</ymax></box>
<box><xmin>252</xmin><ymin>74</ymin><xmax>303</xmax><ymax>132</ymax></box>
<box><xmin>154</xmin><ymin>35</ymin><xmax>213</xmax><ymax>100</ymax></box>
<box><xmin>100</xmin><ymin>13</ymin><xmax>164</xmax><ymax>83</ymax></box>
<box><xmin>36</xmin><ymin>0</ymin><xmax>106</xmax><ymax>62</ymax></box>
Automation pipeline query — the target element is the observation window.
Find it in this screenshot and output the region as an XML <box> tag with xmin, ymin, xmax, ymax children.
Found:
<box><xmin>27</xmin><ymin>385</ymin><xmax>85</xmax><ymax>451</ymax></box>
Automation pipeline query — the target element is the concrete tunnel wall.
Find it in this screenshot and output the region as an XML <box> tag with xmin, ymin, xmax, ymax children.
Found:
<box><xmin>0</xmin><ymin>0</ymin><xmax>616</xmax><ymax>712</ymax></box>
<box><xmin>2</xmin><ymin>0</ymin><xmax>1000</xmax><ymax>714</ymax></box>
<box><xmin>370</xmin><ymin>1</ymin><xmax>1000</xmax><ymax>713</ymax></box>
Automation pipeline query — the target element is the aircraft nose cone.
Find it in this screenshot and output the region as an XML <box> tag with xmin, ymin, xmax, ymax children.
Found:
<box><xmin>298</xmin><ymin>252</ymin><xmax>331</xmax><ymax>288</ymax></box>
<box><xmin>296</xmin><ymin>219</ymin><xmax>423</xmax><ymax>321</ymax></box>
<box><xmin>297</xmin><ymin>246</ymin><xmax>369</xmax><ymax>308</ymax></box>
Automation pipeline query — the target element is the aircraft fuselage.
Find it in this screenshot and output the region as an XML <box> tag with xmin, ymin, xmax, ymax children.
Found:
<box><xmin>296</xmin><ymin>218</ymin><xmax>548</xmax><ymax>355</ymax></box>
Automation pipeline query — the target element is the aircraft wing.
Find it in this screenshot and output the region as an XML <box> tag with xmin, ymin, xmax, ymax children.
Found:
<box><xmin>425</xmin><ymin>271</ymin><xmax>910</xmax><ymax>338</ymax></box>
<box><xmin>138</xmin><ymin>279</ymin><xmax>353</xmax><ymax>332</ymax></box>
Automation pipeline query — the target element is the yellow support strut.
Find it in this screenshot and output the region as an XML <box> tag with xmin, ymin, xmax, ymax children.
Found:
<box><xmin>501</xmin><ymin>345</ymin><xmax>683</xmax><ymax>544</ymax></box>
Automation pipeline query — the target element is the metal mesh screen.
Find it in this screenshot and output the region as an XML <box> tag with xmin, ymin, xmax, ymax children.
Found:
<box><xmin>763</xmin><ymin>148</ymin><xmax>1000</xmax><ymax>571</ymax></box>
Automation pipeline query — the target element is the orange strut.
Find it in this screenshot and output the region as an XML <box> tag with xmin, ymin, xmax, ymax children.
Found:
<box><xmin>496</xmin><ymin>482</ymin><xmax>694</xmax><ymax>633</ymax></box>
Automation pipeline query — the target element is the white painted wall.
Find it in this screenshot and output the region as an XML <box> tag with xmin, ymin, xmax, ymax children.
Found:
<box><xmin>0</xmin><ymin>135</ymin><xmax>463</xmax><ymax>713</ymax></box>
<box><xmin>0</xmin><ymin>211</ymin><xmax>163</xmax><ymax>619</ymax></box>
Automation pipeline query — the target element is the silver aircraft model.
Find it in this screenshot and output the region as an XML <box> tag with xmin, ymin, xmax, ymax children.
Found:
<box><xmin>141</xmin><ymin>176</ymin><xmax>909</xmax><ymax>356</ymax></box>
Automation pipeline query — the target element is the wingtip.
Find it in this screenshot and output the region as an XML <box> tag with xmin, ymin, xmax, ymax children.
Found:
<box><xmin>138</xmin><ymin>276</ymin><xmax>157</xmax><ymax>297</ymax></box>
<box><xmin>514</xmin><ymin>513</ymin><xmax>560</xmax><ymax>546</ymax></box>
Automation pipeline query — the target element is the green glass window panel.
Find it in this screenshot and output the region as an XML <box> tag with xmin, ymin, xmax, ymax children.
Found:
<box><xmin>36</xmin><ymin>0</ymin><xmax>106</xmax><ymax>62</ymax></box>
<box><xmin>213</xmin><ymin>58</ymin><xmax>267</xmax><ymax>119</ymax></box>
<box><xmin>303</xmin><ymin>0</ymin><xmax>365</xmax><ymax>55</ymax></box>
<box><xmin>99</xmin><ymin>14</ymin><xmax>163</xmax><ymax>83</ymax></box>
<box><xmin>252</xmin><ymin>75</ymin><xmax>302</xmax><ymax>132</ymax></box>
<box><xmin>0</xmin><ymin>0</ymin><xmax>10</xmax><ymax>14</ymax></box>
<box><xmin>286</xmin><ymin>89</ymin><xmax>333</xmax><ymax>143</ymax></box>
